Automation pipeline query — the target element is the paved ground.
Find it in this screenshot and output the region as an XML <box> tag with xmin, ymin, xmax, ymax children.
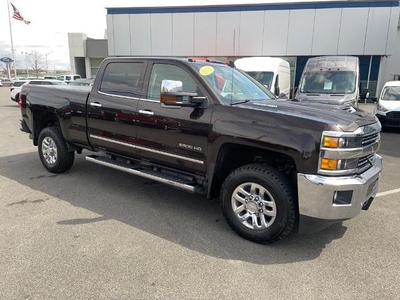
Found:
<box><xmin>0</xmin><ymin>87</ymin><xmax>399</xmax><ymax>300</ymax></box>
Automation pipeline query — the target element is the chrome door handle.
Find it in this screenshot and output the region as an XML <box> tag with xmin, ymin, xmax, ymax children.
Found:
<box><xmin>138</xmin><ymin>110</ymin><xmax>154</xmax><ymax>116</ymax></box>
<box><xmin>90</xmin><ymin>102</ymin><xmax>102</xmax><ymax>108</ymax></box>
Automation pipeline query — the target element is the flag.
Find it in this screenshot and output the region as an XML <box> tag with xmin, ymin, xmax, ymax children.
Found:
<box><xmin>11</xmin><ymin>3</ymin><xmax>31</xmax><ymax>25</ymax></box>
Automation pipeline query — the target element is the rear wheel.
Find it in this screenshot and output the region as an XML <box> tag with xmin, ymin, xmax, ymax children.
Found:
<box><xmin>220</xmin><ymin>164</ymin><xmax>296</xmax><ymax>244</ymax></box>
<box><xmin>38</xmin><ymin>127</ymin><xmax>74</xmax><ymax>173</ymax></box>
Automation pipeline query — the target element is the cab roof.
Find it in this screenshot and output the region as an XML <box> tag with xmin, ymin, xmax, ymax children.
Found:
<box><xmin>305</xmin><ymin>56</ymin><xmax>358</xmax><ymax>72</ymax></box>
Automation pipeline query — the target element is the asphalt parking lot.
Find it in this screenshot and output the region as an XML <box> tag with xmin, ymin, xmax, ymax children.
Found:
<box><xmin>0</xmin><ymin>87</ymin><xmax>399</xmax><ymax>300</ymax></box>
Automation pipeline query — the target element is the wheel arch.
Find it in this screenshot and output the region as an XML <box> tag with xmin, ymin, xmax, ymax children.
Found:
<box><xmin>207</xmin><ymin>142</ymin><xmax>298</xmax><ymax>200</ymax></box>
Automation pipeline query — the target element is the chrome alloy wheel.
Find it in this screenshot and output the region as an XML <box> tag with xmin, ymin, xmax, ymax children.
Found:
<box><xmin>231</xmin><ymin>182</ymin><xmax>277</xmax><ymax>230</ymax></box>
<box><xmin>41</xmin><ymin>137</ymin><xmax>58</xmax><ymax>165</ymax></box>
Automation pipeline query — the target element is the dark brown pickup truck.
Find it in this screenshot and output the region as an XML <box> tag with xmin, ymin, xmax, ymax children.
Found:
<box><xmin>19</xmin><ymin>57</ymin><xmax>382</xmax><ymax>244</ymax></box>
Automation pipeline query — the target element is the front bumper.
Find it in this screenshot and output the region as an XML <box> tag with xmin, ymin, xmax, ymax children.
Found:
<box><xmin>376</xmin><ymin>113</ymin><xmax>400</xmax><ymax>127</ymax></box>
<box><xmin>297</xmin><ymin>154</ymin><xmax>382</xmax><ymax>234</ymax></box>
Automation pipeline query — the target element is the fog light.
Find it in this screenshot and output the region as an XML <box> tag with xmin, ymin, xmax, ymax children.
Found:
<box><xmin>333</xmin><ymin>191</ymin><xmax>353</xmax><ymax>205</ymax></box>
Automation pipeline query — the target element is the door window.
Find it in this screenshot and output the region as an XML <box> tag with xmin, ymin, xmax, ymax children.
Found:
<box><xmin>147</xmin><ymin>63</ymin><xmax>200</xmax><ymax>101</ymax></box>
<box><xmin>100</xmin><ymin>62</ymin><xmax>144</xmax><ymax>97</ymax></box>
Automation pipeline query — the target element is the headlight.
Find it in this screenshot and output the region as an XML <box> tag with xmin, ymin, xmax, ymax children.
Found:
<box><xmin>322</xmin><ymin>136</ymin><xmax>362</xmax><ymax>148</ymax></box>
<box><xmin>377</xmin><ymin>103</ymin><xmax>388</xmax><ymax>112</ymax></box>
<box><xmin>319</xmin><ymin>124</ymin><xmax>380</xmax><ymax>175</ymax></box>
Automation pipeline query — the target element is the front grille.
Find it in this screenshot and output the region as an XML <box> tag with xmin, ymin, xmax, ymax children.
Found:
<box><xmin>387</xmin><ymin>112</ymin><xmax>400</xmax><ymax>120</ymax></box>
<box><xmin>362</xmin><ymin>132</ymin><xmax>380</xmax><ymax>147</ymax></box>
<box><xmin>358</xmin><ymin>154</ymin><xmax>374</xmax><ymax>171</ymax></box>
<box><xmin>358</xmin><ymin>123</ymin><xmax>380</xmax><ymax>173</ymax></box>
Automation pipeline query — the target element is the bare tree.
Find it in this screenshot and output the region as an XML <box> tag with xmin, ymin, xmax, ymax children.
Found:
<box><xmin>28</xmin><ymin>50</ymin><xmax>45</xmax><ymax>78</ymax></box>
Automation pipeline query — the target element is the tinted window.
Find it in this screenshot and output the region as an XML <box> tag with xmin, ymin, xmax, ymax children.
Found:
<box><xmin>147</xmin><ymin>63</ymin><xmax>199</xmax><ymax>101</ymax></box>
<box><xmin>100</xmin><ymin>62</ymin><xmax>144</xmax><ymax>97</ymax></box>
<box><xmin>66</xmin><ymin>76</ymin><xmax>71</xmax><ymax>81</ymax></box>
<box><xmin>73</xmin><ymin>75</ymin><xmax>80</xmax><ymax>80</ymax></box>
<box><xmin>29</xmin><ymin>81</ymin><xmax>42</xmax><ymax>85</ymax></box>
<box><xmin>12</xmin><ymin>81</ymin><xmax>26</xmax><ymax>87</ymax></box>
<box><xmin>41</xmin><ymin>81</ymin><xmax>52</xmax><ymax>85</ymax></box>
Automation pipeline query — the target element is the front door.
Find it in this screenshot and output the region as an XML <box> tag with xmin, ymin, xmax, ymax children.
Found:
<box><xmin>87</xmin><ymin>60</ymin><xmax>147</xmax><ymax>157</ymax></box>
<box><xmin>136</xmin><ymin>62</ymin><xmax>213</xmax><ymax>174</ymax></box>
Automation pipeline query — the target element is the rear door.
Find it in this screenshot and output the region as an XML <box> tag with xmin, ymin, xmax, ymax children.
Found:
<box><xmin>87</xmin><ymin>59</ymin><xmax>147</xmax><ymax>157</ymax></box>
<box><xmin>136</xmin><ymin>61</ymin><xmax>213</xmax><ymax>174</ymax></box>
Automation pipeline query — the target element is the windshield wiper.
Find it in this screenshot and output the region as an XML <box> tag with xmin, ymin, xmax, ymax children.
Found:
<box><xmin>229</xmin><ymin>99</ymin><xmax>251</xmax><ymax>106</ymax></box>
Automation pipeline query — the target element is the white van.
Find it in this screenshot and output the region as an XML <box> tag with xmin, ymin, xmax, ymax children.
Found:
<box><xmin>235</xmin><ymin>57</ymin><xmax>291</xmax><ymax>98</ymax></box>
<box><xmin>57</xmin><ymin>74</ymin><xmax>81</xmax><ymax>83</ymax></box>
<box><xmin>294</xmin><ymin>56</ymin><xmax>360</xmax><ymax>107</ymax></box>
<box><xmin>374</xmin><ymin>81</ymin><xmax>400</xmax><ymax>128</ymax></box>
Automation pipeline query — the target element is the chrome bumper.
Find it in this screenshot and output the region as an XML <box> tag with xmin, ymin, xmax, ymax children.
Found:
<box><xmin>298</xmin><ymin>154</ymin><xmax>382</xmax><ymax>224</ymax></box>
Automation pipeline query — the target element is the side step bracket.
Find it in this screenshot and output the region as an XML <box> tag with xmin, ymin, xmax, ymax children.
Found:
<box><xmin>86</xmin><ymin>155</ymin><xmax>203</xmax><ymax>193</ymax></box>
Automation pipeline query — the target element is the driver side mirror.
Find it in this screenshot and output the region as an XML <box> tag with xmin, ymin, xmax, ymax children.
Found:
<box><xmin>160</xmin><ymin>80</ymin><xmax>207</xmax><ymax>108</ymax></box>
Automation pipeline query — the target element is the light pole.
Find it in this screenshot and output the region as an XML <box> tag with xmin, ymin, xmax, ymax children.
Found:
<box><xmin>22</xmin><ymin>52</ymin><xmax>29</xmax><ymax>78</ymax></box>
<box><xmin>45</xmin><ymin>51</ymin><xmax>53</xmax><ymax>74</ymax></box>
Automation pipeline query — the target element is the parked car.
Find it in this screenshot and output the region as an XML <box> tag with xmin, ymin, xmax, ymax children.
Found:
<box><xmin>374</xmin><ymin>81</ymin><xmax>400</xmax><ymax>128</ymax></box>
<box><xmin>0</xmin><ymin>79</ymin><xmax>2</xmax><ymax>86</ymax></box>
<box><xmin>19</xmin><ymin>57</ymin><xmax>382</xmax><ymax>244</ymax></box>
<box><xmin>235</xmin><ymin>57</ymin><xmax>291</xmax><ymax>98</ymax></box>
<box><xmin>57</xmin><ymin>74</ymin><xmax>81</xmax><ymax>83</ymax></box>
<box><xmin>294</xmin><ymin>56</ymin><xmax>360</xmax><ymax>107</ymax></box>
<box><xmin>10</xmin><ymin>80</ymin><xmax>28</xmax><ymax>102</ymax></box>
<box><xmin>11</xmin><ymin>79</ymin><xmax>66</xmax><ymax>102</ymax></box>
<box><xmin>67</xmin><ymin>78</ymin><xmax>93</xmax><ymax>86</ymax></box>
<box><xmin>43</xmin><ymin>75</ymin><xmax>58</xmax><ymax>80</ymax></box>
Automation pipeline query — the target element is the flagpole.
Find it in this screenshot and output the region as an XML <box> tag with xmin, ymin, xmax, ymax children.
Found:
<box><xmin>7</xmin><ymin>0</ymin><xmax>17</xmax><ymax>79</ymax></box>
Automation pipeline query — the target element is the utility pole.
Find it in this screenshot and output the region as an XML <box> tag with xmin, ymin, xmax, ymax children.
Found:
<box><xmin>45</xmin><ymin>51</ymin><xmax>53</xmax><ymax>74</ymax></box>
<box><xmin>22</xmin><ymin>52</ymin><xmax>29</xmax><ymax>78</ymax></box>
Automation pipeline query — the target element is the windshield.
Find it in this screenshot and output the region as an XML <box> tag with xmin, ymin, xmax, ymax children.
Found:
<box><xmin>191</xmin><ymin>63</ymin><xmax>275</xmax><ymax>105</ymax></box>
<box><xmin>382</xmin><ymin>86</ymin><xmax>400</xmax><ymax>101</ymax></box>
<box><xmin>300</xmin><ymin>71</ymin><xmax>356</xmax><ymax>94</ymax></box>
<box><xmin>246</xmin><ymin>71</ymin><xmax>274</xmax><ymax>90</ymax></box>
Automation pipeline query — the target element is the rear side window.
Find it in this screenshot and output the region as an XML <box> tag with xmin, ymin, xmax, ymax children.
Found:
<box><xmin>41</xmin><ymin>81</ymin><xmax>52</xmax><ymax>85</ymax></box>
<box><xmin>13</xmin><ymin>81</ymin><xmax>26</xmax><ymax>87</ymax></box>
<box><xmin>29</xmin><ymin>81</ymin><xmax>42</xmax><ymax>85</ymax></box>
<box><xmin>73</xmin><ymin>75</ymin><xmax>81</xmax><ymax>80</ymax></box>
<box><xmin>100</xmin><ymin>62</ymin><xmax>144</xmax><ymax>97</ymax></box>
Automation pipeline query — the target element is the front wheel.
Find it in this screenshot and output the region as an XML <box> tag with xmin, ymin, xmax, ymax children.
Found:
<box><xmin>38</xmin><ymin>127</ymin><xmax>74</xmax><ymax>173</ymax></box>
<box><xmin>220</xmin><ymin>164</ymin><xmax>296</xmax><ymax>244</ymax></box>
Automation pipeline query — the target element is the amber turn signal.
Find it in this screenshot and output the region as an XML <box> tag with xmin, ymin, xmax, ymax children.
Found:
<box><xmin>323</xmin><ymin>136</ymin><xmax>339</xmax><ymax>148</ymax></box>
<box><xmin>321</xmin><ymin>158</ymin><xmax>338</xmax><ymax>170</ymax></box>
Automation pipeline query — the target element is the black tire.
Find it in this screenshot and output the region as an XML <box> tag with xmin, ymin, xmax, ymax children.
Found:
<box><xmin>220</xmin><ymin>164</ymin><xmax>296</xmax><ymax>244</ymax></box>
<box><xmin>38</xmin><ymin>127</ymin><xmax>74</xmax><ymax>173</ymax></box>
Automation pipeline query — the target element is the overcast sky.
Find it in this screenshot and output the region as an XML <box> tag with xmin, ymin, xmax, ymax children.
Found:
<box><xmin>0</xmin><ymin>0</ymin><xmax>332</xmax><ymax>71</ymax></box>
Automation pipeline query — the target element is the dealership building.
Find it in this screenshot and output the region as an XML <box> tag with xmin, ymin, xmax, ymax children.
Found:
<box><xmin>69</xmin><ymin>0</ymin><xmax>400</xmax><ymax>98</ymax></box>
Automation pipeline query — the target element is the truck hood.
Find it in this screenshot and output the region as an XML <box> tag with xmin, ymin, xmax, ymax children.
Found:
<box><xmin>296</xmin><ymin>93</ymin><xmax>356</xmax><ymax>105</ymax></box>
<box><xmin>239</xmin><ymin>100</ymin><xmax>377</xmax><ymax>132</ymax></box>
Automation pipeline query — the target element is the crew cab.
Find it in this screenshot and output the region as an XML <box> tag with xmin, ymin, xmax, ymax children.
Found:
<box><xmin>19</xmin><ymin>57</ymin><xmax>382</xmax><ymax>244</ymax></box>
